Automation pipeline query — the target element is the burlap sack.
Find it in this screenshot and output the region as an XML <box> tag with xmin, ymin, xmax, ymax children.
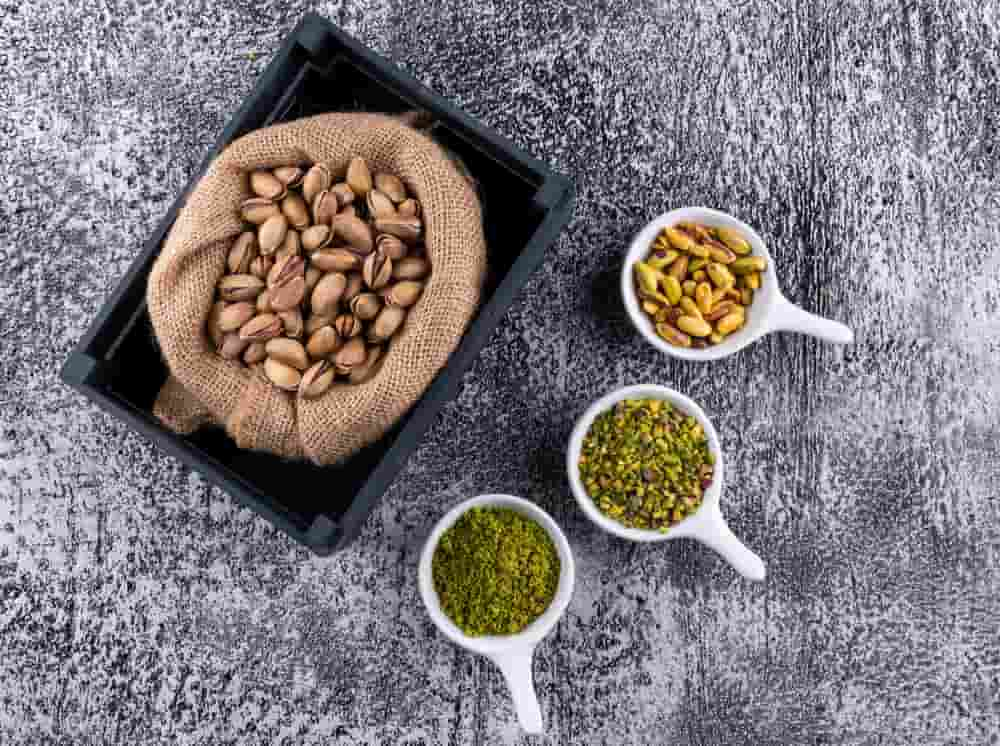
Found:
<box><xmin>148</xmin><ymin>113</ymin><xmax>486</xmax><ymax>465</ymax></box>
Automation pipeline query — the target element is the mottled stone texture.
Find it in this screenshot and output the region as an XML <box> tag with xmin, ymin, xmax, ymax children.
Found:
<box><xmin>2</xmin><ymin>1</ymin><xmax>998</xmax><ymax>744</ymax></box>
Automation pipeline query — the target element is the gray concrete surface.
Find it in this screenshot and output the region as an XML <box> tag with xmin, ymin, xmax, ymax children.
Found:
<box><xmin>2</xmin><ymin>1</ymin><xmax>999</xmax><ymax>744</ymax></box>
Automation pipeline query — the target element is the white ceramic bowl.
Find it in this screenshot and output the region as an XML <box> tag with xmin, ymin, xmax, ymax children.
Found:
<box><xmin>621</xmin><ymin>206</ymin><xmax>853</xmax><ymax>360</ymax></box>
<box><xmin>418</xmin><ymin>494</ymin><xmax>575</xmax><ymax>734</ymax></box>
<box><xmin>567</xmin><ymin>384</ymin><xmax>765</xmax><ymax>580</ymax></box>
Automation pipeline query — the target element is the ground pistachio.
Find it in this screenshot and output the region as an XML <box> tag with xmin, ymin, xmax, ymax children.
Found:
<box><xmin>432</xmin><ymin>506</ymin><xmax>560</xmax><ymax>637</ymax></box>
<box><xmin>578</xmin><ymin>398</ymin><xmax>715</xmax><ymax>532</ymax></box>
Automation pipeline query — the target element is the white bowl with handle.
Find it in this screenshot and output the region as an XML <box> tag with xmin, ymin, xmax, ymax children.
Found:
<box><xmin>567</xmin><ymin>384</ymin><xmax>765</xmax><ymax>581</ymax></box>
<box><xmin>622</xmin><ymin>206</ymin><xmax>853</xmax><ymax>360</ymax></box>
<box><xmin>418</xmin><ymin>494</ymin><xmax>576</xmax><ymax>734</ymax></box>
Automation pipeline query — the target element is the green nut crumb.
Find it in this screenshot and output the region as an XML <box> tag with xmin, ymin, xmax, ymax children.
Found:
<box><xmin>578</xmin><ymin>398</ymin><xmax>714</xmax><ymax>532</ymax></box>
<box><xmin>432</xmin><ymin>507</ymin><xmax>560</xmax><ymax>637</ymax></box>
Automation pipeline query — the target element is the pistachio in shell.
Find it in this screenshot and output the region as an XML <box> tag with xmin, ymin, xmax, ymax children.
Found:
<box><xmin>331</xmin><ymin>182</ymin><xmax>355</xmax><ymax>208</ymax></box>
<box><xmin>243</xmin><ymin>342</ymin><xmax>268</xmax><ymax>365</ymax></box>
<box><xmin>302</xmin><ymin>163</ymin><xmax>332</xmax><ymax>205</ymax></box>
<box><xmin>281</xmin><ymin>192</ymin><xmax>310</xmax><ymax>229</ymax></box>
<box><xmin>333</xmin><ymin>336</ymin><xmax>367</xmax><ymax>375</ymax></box>
<box><xmin>249</xmin><ymin>255</ymin><xmax>273</xmax><ymax>281</ymax></box>
<box><xmin>306</xmin><ymin>325</ymin><xmax>342</xmax><ymax>359</ymax></box>
<box><xmin>207</xmin><ymin>301</ymin><xmax>227</xmax><ymax>347</ymax></box>
<box><xmin>346</xmin><ymin>156</ymin><xmax>373</xmax><ymax>197</ymax></box>
<box><xmin>239</xmin><ymin>313</ymin><xmax>283</xmax><ymax>342</ymax></box>
<box><xmin>396</xmin><ymin>198</ymin><xmax>420</xmax><ymax>218</ymax></box>
<box><xmin>300</xmin><ymin>360</ymin><xmax>335</xmax><ymax>399</ymax></box>
<box><xmin>227</xmin><ymin>231</ymin><xmax>258</xmax><ymax>274</ymax></box>
<box><xmin>350</xmin><ymin>292</ymin><xmax>381</xmax><ymax>320</ymax></box>
<box><xmin>269</xmin><ymin>275</ymin><xmax>306</xmax><ymax>312</ymax></box>
<box><xmin>277</xmin><ymin>309</ymin><xmax>304</xmax><ymax>338</ymax></box>
<box><xmin>342</xmin><ymin>272</ymin><xmax>364</xmax><ymax>303</ymax></box>
<box><xmin>305</xmin><ymin>313</ymin><xmax>333</xmax><ymax>337</ymax></box>
<box><xmin>218</xmin><ymin>274</ymin><xmax>265</xmax><ymax>302</ymax></box>
<box><xmin>374</xmin><ymin>216</ymin><xmax>421</xmax><ymax>244</ymax></box>
<box><xmin>218</xmin><ymin>332</ymin><xmax>250</xmax><ymax>360</ymax></box>
<box><xmin>376</xmin><ymin>234</ymin><xmax>408</xmax><ymax>261</ymax></box>
<box><xmin>374</xmin><ymin>173</ymin><xmax>407</xmax><ymax>203</ymax></box>
<box><xmin>258</xmin><ymin>214</ymin><xmax>289</xmax><ymax>255</ymax></box>
<box><xmin>218</xmin><ymin>301</ymin><xmax>256</xmax><ymax>332</ymax></box>
<box><xmin>256</xmin><ymin>288</ymin><xmax>273</xmax><ymax>314</ymax></box>
<box><xmin>332</xmin><ymin>214</ymin><xmax>374</xmax><ymax>254</ymax></box>
<box><xmin>348</xmin><ymin>345</ymin><xmax>383</xmax><ymax>384</ymax></box>
<box><xmin>392</xmin><ymin>256</ymin><xmax>429</xmax><ymax>281</ymax></box>
<box><xmin>363</xmin><ymin>248</ymin><xmax>393</xmax><ymax>290</ymax></box>
<box><xmin>264</xmin><ymin>357</ymin><xmax>301</xmax><ymax>391</ymax></box>
<box><xmin>385</xmin><ymin>280</ymin><xmax>423</xmax><ymax>308</ymax></box>
<box><xmin>334</xmin><ymin>313</ymin><xmax>363</xmax><ymax>339</ymax></box>
<box><xmin>301</xmin><ymin>224</ymin><xmax>333</xmax><ymax>252</ymax></box>
<box><xmin>250</xmin><ymin>170</ymin><xmax>286</xmax><ymax>200</ymax></box>
<box><xmin>312</xmin><ymin>189</ymin><xmax>340</xmax><ymax>225</ymax></box>
<box><xmin>267</xmin><ymin>254</ymin><xmax>305</xmax><ymax>289</ymax></box>
<box><xmin>311</xmin><ymin>272</ymin><xmax>347</xmax><ymax>317</ymax></box>
<box><xmin>366</xmin><ymin>189</ymin><xmax>396</xmax><ymax>219</ymax></box>
<box><xmin>276</xmin><ymin>229</ymin><xmax>301</xmax><ymax>259</ymax></box>
<box><xmin>369</xmin><ymin>304</ymin><xmax>407</xmax><ymax>342</ymax></box>
<box><xmin>240</xmin><ymin>197</ymin><xmax>280</xmax><ymax>225</ymax></box>
<box><xmin>304</xmin><ymin>266</ymin><xmax>323</xmax><ymax>298</ymax></box>
<box><xmin>311</xmin><ymin>247</ymin><xmax>361</xmax><ymax>273</ymax></box>
<box><xmin>265</xmin><ymin>338</ymin><xmax>310</xmax><ymax>371</ymax></box>
<box><xmin>272</xmin><ymin>165</ymin><xmax>304</xmax><ymax>188</ymax></box>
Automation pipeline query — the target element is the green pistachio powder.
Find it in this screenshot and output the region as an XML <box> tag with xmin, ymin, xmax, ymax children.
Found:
<box><xmin>579</xmin><ymin>398</ymin><xmax>715</xmax><ymax>531</ymax></box>
<box><xmin>432</xmin><ymin>507</ymin><xmax>560</xmax><ymax>637</ymax></box>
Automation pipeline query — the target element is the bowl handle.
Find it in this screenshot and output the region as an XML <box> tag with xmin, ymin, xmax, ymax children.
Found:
<box><xmin>769</xmin><ymin>296</ymin><xmax>854</xmax><ymax>345</ymax></box>
<box><xmin>490</xmin><ymin>647</ymin><xmax>543</xmax><ymax>733</ymax></box>
<box><xmin>694</xmin><ymin>506</ymin><xmax>766</xmax><ymax>581</ymax></box>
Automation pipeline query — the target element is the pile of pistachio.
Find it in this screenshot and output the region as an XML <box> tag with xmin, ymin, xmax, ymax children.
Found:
<box><xmin>634</xmin><ymin>222</ymin><xmax>766</xmax><ymax>348</ymax></box>
<box><xmin>207</xmin><ymin>158</ymin><xmax>430</xmax><ymax>397</ymax></box>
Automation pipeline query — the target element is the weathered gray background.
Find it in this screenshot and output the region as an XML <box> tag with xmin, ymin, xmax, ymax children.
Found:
<box><xmin>2</xmin><ymin>1</ymin><xmax>998</xmax><ymax>744</ymax></box>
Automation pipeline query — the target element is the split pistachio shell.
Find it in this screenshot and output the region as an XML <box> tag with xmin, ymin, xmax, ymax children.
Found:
<box><xmin>264</xmin><ymin>357</ymin><xmax>301</xmax><ymax>391</ymax></box>
<box><xmin>272</xmin><ymin>165</ymin><xmax>304</xmax><ymax>188</ymax></box>
<box><xmin>376</xmin><ymin>234</ymin><xmax>407</xmax><ymax>261</ymax></box>
<box><xmin>396</xmin><ymin>198</ymin><xmax>420</xmax><ymax>218</ymax></box>
<box><xmin>270</xmin><ymin>275</ymin><xmax>306</xmax><ymax>312</ymax></box>
<box><xmin>239</xmin><ymin>313</ymin><xmax>283</xmax><ymax>342</ymax></box>
<box><xmin>331</xmin><ymin>182</ymin><xmax>355</xmax><ymax>207</ymax></box>
<box><xmin>366</xmin><ymin>189</ymin><xmax>396</xmax><ymax>219</ymax></box>
<box><xmin>370</xmin><ymin>304</ymin><xmax>406</xmax><ymax>342</ymax></box>
<box><xmin>373</xmin><ymin>216</ymin><xmax>421</xmax><ymax>243</ymax></box>
<box><xmin>301</xmin><ymin>224</ymin><xmax>333</xmax><ymax>252</ymax></box>
<box><xmin>219</xmin><ymin>274</ymin><xmax>265</xmax><ymax>302</ymax></box>
<box><xmin>311</xmin><ymin>272</ymin><xmax>347</xmax><ymax>317</ymax></box>
<box><xmin>334</xmin><ymin>313</ymin><xmax>363</xmax><ymax>339</ymax></box>
<box><xmin>277</xmin><ymin>309</ymin><xmax>304</xmax><ymax>338</ymax></box>
<box><xmin>302</xmin><ymin>164</ymin><xmax>332</xmax><ymax>205</ymax></box>
<box><xmin>374</xmin><ymin>173</ymin><xmax>407</xmax><ymax>203</ymax></box>
<box><xmin>305</xmin><ymin>313</ymin><xmax>333</xmax><ymax>337</ymax></box>
<box><xmin>277</xmin><ymin>229</ymin><xmax>301</xmax><ymax>259</ymax></box>
<box><xmin>258</xmin><ymin>214</ymin><xmax>289</xmax><ymax>255</ymax></box>
<box><xmin>312</xmin><ymin>190</ymin><xmax>340</xmax><ymax>225</ymax></box>
<box><xmin>333</xmin><ymin>214</ymin><xmax>374</xmax><ymax>254</ymax></box>
<box><xmin>300</xmin><ymin>360</ymin><xmax>335</xmax><ymax>398</ymax></box>
<box><xmin>281</xmin><ymin>192</ymin><xmax>310</xmax><ymax>229</ymax></box>
<box><xmin>240</xmin><ymin>198</ymin><xmax>280</xmax><ymax>224</ymax></box>
<box><xmin>350</xmin><ymin>292</ymin><xmax>381</xmax><ymax>320</ymax></box>
<box><xmin>385</xmin><ymin>280</ymin><xmax>423</xmax><ymax>308</ymax></box>
<box><xmin>312</xmin><ymin>248</ymin><xmax>361</xmax><ymax>273</ymax></box>
<box><xmin>306</xmin><ymin>325</ymin><xmax>342</xmax><ymax>359</ymax></box>
<box><xmin>346</xmin><ymin>157</ymin><xmax>373</xmax><ymax>196</ymax></box>
<box><xmin>265</xmin><ymin>338</ymin><xmax>309</xmax><ymax>370</ymax></box>
<box><xmin>333</xmin><ymin>336</ymin><xmax>367</xmax><ymax>374</ymax></box>
<box><xmin>267</xmin><ymin>254</ymin><xmax>305</xmax><ymax>289</ymax></box>
<box><xmin>218</xmin><ymin>301</ymin><xmax>256</xmax><ymax>332</ymax></box>
<box><xmin>348</xmin><ymin>345</ymin><xmax>383</xmax><ymax>384</ymax></box>
<box><xmin>250</xmin><ymin>170</ymin><xmax>286</xmax><ymax>200</ymax></box>
<box><xmin>228</xmin><ymin>232</ymin><xmax>258</xmax><ymax>274</ymax></box>
<box><xmin>363</xmin><ymin>248</ymin><xmax>393</xmax><ymax>290</ymax></box>
<box><xmin>392</xmin><ymin>256</ymin><xmax>429</xmax><ymax>281</ymax></box>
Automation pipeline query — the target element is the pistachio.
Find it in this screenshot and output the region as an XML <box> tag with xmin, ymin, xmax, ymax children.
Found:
<box><xmin>311</xmin><ymin>272</ymin><xmax>348</xmax><ymax>317</ymax></box>
<box><xmin>340</xmin><ymin>204</ymin><xmax>358</xmax><ymax>218</ymax></box>
<box><xmin>250</xmin><ymin>170</ymin><xmax>286</xmax><ymax>200</ymax></box>
<box><xmin>342</xmin><ymin>272</ymin><xmax>364</xmax><ymax>303</ymax></box>
<box><xmin>277</xmin><ymin>309</ymin><xmax>303</xmax><ymax>338</ymax></box>
<box><xmin>331</xmin><ymin>182</ymin><xmax>356</xmax><ymax>208</ymax></box>
<box><xmin>678</xmin><ymin>222</ymin><xmax>712</xmax><ymax>242</ymax></box>
<box><xmin>265</xmin><ymin>338</ymin><xmax>310</xmax><ymax>370</ymax></box>
<box><xmin>647</xmin><ymin>249</ymin><xmax>679</xmax><ymax>270</ymax></box>
<box><xmin>280</xmin><ymin>192</ymin><xmax>310</xmax><ymax>229</ymax></box>
<box><xmin>334</xmin><ymin>336</ymin><xmax>367</xmax><ymax>375</ymax></box>
<box><xmin>239</xmin><ymin>313</ymin><xmax>283</xmax><ymax>342</ymax></box>
<box><xmin>706</xmin><ymin>238</ymin><xmax>737</xmax><ymax>264</ymax></box>
<box><xmin>730</xmin><ymin>256</ymin><xmax>766</xmax><ymax>275</ymax></box>
<box><xmin>688</xmin><ymin>257</ymin><xmax>708</xmax><ymax>274</ymax></box>
<box><xmin>269</xmin><ymin>275</ymin><xmax>306</xmax><ymax>312</ymax></box>
<box><xmin>350</xmin><ymin>292</ymin><xmax>382</xmax><ymax>320</ymax></box>
<box><xmin>677</xmin><ymin>315</ymin><xmax>712</xmax><ymax>337</ymax></box>
<box><xmin>304</xmin><ymin>266</ymin><xmax>322</xmax><ymax>298</ymax></box>
<box><xmin>682</xmin><ymin>279</ymin><xmax>697</xmax><ymax>297</ymax></box>
<box><xmin>668</xmin><ymin>255</ymin><xmax>689</xmax><ymax>281</ymax></box>
<box><xmin>385</xmin><ymin>280</ymin><xmax>423</xmax><ymax>308</ymax></box>
<box><xmin>348</xmin><ymin>345</ymin><xmax>383</xmax><ymax>384</ymax></box>
<box><xmin>243</xmin><ymin>342</ymin><xmax>267</xmax><ymax>365</ymax></box>
<box><xmin>300</xmin><ymin>360</ymin><xmax>335</xmax><ymax>399</ymax></box>
<box><xmin>374</xmin><ymin>216</ymin><xmax>422</xmax><ymax>243</ymax></box>
<box><xmin>311</xmin><ymin>189</ymin><xmax>340</xmax><ymax>225</ymax></box>
<box><xmin>706</xmin><ymin>262</ymin><xmax>735</xmax><ymax>289</ymax></box>
<box><xmin>277</xmin><ymin>229</ymin><xmax>301</xmax><ymax>259</ymax></box>
<box><xmin>665</xmin><ymin>227</ymin><xmax>698</xmax><ymax>254</ymax></box>
<box><xmin>218</xmin><ymin>301</ymin><xmax>256</xmax><ymax>332</ymax></box>
<box><xmin>346</xmin><ymin>156</ymin><xmax>373</xmax><ymax>196</ymax></box>
<box><xmin>691</xmin><ymin>269</ymin><xmax>707</xmax><ymax>283</ymax></box>
<box><xmin>306</xmin><ymin>325</ymin><xmax>342</xmax><ymax>359</ymax></box>
<box><xmin>679</xmin><ymin>297</ymin><xmax>702</xmax><ymax>320</ymax></box>
<box><xmin>272</xmin><ymin>165</ymin><xmax>304</xmax><ymax>188</ymax></box>
<box><xmin>704</xmin><ymin>301</ymin><xmax>735</xmax><ymax>322</ymax></box>
<box><xmin>392</xmin><ymin>256</ymin><xmax>429</xmax><ymax>281</ymax></box>
<box><xmin>240</xmin><ymin>197</ymin><xmax>280</xmax><ymax>224</ymax></box>
<box><xmin>301</xmin><ymin>224</ymin><xmax>333</xmax><ymax>252</ymax></box>
<box><xmin>264</xmin><ymin>357</ymin><xmax>301</xmax><ymax>391</ymax></box>
<box><xmin>370</xmin><ymin>304</ymin><xmax>406</xmax><ymax>342</ymax></box>
<box><xmin>715</xmin><ymin>227</ymin><xmax>751</xmax><ymax>255</ymax></box>
<box><xmin>659</xmin><ymin>306</ymin><xmax>683</xmax><ymax>326</ymax></box>
<box><xmin>218</xmin><ymin>274</ymin><xmax>265</xmax><ymax>302</ymax></box>
<box><xmin>267</xmin><ymin>254</ymin><xmax>304</xmax><ymax>289</ymax></box>
<box><xmin>366</xmin><ymin>189</ymin><xmax>396</xmax><ymax>219</ymax></box>
<box><xmin>311</xmin><ymin>247</ymin><xmax>361</xmax><ymax>273</ymax></box>
<box><xmin>740</xmin><ymin>288</ymin><xmax>754</xmax><ymax>306</ymax></box>
<box><xmin>724</xmin><ymin>287</ymin><xmax>743</xmax><ymax>303</ymax></box>
<box><xmin>250</xmin><ymin>255</ymin><xmax>273</xmax><ymax>281</ymax></box>
<box><xmin>374</xmin><ymin>172</ymin><xmax>407</xmax><ymax>203</ymax></box>
<box><xmin>302</xmin><ymin>164</ymin><xmax>332</xmax><ymax>205</ymax></box>
<box><xmin>661</xmin><ymin>275</ymin><xmax>682</xmax><ymax>305</ymax></box>
<box><xmin>363</xmin><ymin>248</ymin><xmax>393</xmax><ymax>290</ymax></box>
<box><xmin>634</xmin><ymin>262</ymin><xmax>661</xmax><ymax>296</ymax></box>
<box><xmin>218</xmin><ymin>332</ymin><xmax>250</xmax><ymax>359</ymax></box>
<box><xmin>305</xmin><ymin>313</ymin><xmax>333</xmax><ymax>337</ymax></box>
<box><xmin>396</xmin><ymin>198</ymin><xmax>421</xmax><ymax>218</ymax></box>
<box><xmin>258</xmin><ymin>214</ymin><xmax>289</xmax><ymax>255</ymax></box>
<box><xmin>641</xmin><ymin>300</ymin><xmax>661</xmax><ymax>315</ymax></box>
<box><xmin>376</xmin><ymin>234</ymin><xmax>408</xmax><ymax>261</ymax></box>
<box><xmin>256</xmin><ymin>288</ymin><xmax>273</xmax><ymax>314</ymax></box>
<box><xmin>334</xmin><ymin>313</ymin><xmax>363</xmax><ymax>339</ymax></box>
<box><xmin>655</xmin><ymin>322</ymin><xmax>692</xmax><ymax>348</ymax></box>
<box><xmin>709</xmin><ymin>332</ymin><xmax>725</xmax><ymax>345</ymax></box>
<box><xmin>227</xmin><ymin>232</ymin><xmax>258</xmax><ymax>274</ymax></box>
<box><xmin>695</xmin><ymin>282</ymin><xmax>714</xmax><ymax>315</ymax></box>
<box><xmin>332</xmin><ymin>214</ymin><xmax>374</xmax><ymax>254</ymax></box>
<box><xmin>716</xmin><ymin>312</ymin><xmax>745</xmax><ymax>335</ymax></box>
<box><xmin>207</xmin><ymin>301</ymin><xmax>227</xmax><ymax>347</ymax></box>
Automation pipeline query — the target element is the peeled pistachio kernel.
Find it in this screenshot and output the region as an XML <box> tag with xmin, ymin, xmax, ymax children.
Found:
<box><xmin>724</xmin><ymin>287</ymin><xmax>743</xmax><ymax>303</ymax></box>
<box><xmin>695</xmin><ymin>282</ymin><xmax>714</xmax><ymax>315</ymax></box>
<box><xmin>709</xmin><ymin>332</ymin><xmax>725</xmax><ymax>344</ymax></box>
<box><xmin>706</xmin><ymin>262</ymin><xmax>735</xmax><ymax>289</ymax></box>
<box><xmin>712</xmin><ymin>287</ymin><xmax>729</xmax><ymax>305</ymax></box>
<box><xmin>705</xmin><ymin>238</ymin><xmax>737</xmax><ymax>264</ymax></box>
<box><xmin>264</xmin><ymin>357</ymin><xmax>301</xmax><ymax>391</ymax></box>
<box><xmin>300</xmin><ymin>360</ymin><xmax>335</xmax><ymax>399</ymax></box>
<box><xmin>677</xmin><ymin>315</ymin><xmax>712</xmax><ymax>337</ymax></box>
<box><xmin>716</xmin><ymin>312</ymin><xmax>746</xmax><ymax>335</ymax></box>
<box><xmin>641</xmin><ymin>300</ymin><xmax>660</xmax><ymax>315</ymax></box>
<box><xmin>746</xmin><ymin>271</ymin><xmax>762</xmax><ymax>290</ymax></box>
<box><xmin>657</xmin><ymin>305</ymin><xmax>682</xmax><ymax>326</ymax></box>
<box><xmin>688</xmin><ymin>257</ymin><xmax>708</xmax><ymax>273</ymax></box>
<box><xmin>682</xmin><ymin>280</ymin><xmax>697</xmax><ymax>297</ymax></box>
<box><xmin>634</xmin><ymin>262</ymin><xmax>660</xmax><ymax>296</ymax></box>
<box><xmin>647</xmin><ymin>249</ymin><xmax>679</xmax><ymax>270</ymax></box>
<box><xmin>692</xmin><ymin>269</ymin><xmax>707</xmax><ymax>283</ymax></box>
<box><xmin>715</xmin><ymin>226</ymin><xmax>752</xmax><ymax>255</ymax></box>
<box><xmin>741</xmin><ymin>288</ymin><xmax>754</xmax><ymax>305</ymax></box>
<box><xmin>668</xmin><ymin>255</ymin><xmax>689</xmax><ymax>281</ymax></box>
<box><xmin>661</xmin><ymin>275</ymin><xmax>683</xmax><ymax>305</ymax></box>
<box><xmin>664</xmin><ymin>227</ymin><xmax>698</xmax><ymax>254</ymax></box>
<box><xmin>730</xmin><ymin>256</ymin><xmax>767</xmax><ymax>275</ymax></box>
<box><xmin>656</xmin><ymin>322</ymin><xmax>692</xmax><ymax>348</ymax></box>
<box><xmin>704</xmin><ymin>301</ymin><xmax>735</xmax><ymax>322</ymax></box>
<box><xmin>678</xmin><ymin>222</ymin><xmax>712</xmax><ymax>242</ymax></box>
<box><xmin>679</xmin><ymin>297</ymin><xmax>702</xmax><ymax>320</ymax></box>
